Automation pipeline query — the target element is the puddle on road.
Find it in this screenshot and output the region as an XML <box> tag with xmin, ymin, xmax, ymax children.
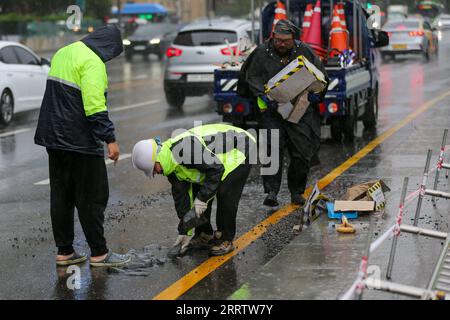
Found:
<box><xmin>108</xmin><ymin>245</ymin><xmax>167</xmax><ymax>277</ymax></box>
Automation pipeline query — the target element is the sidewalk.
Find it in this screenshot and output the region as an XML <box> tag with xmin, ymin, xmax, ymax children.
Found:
<box><xmin>229</xmin><ymin>97</ymin><xmax>450</xmax><ymax>300</ymax></box>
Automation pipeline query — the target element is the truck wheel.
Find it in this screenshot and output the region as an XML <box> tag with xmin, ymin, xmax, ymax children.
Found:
<box><xmin>0</xmin><ymin>89</ymin><xmax>14</xmax><ymax>126</ymax></box>
<box><xmin>165</xmin><ymin>88</ymin><xmax>185</xmax><ymax>109</ymax></box>
<box><xmin>363</xmin><ymin>87</ymin><xmax>378</xmax><ymax>129</ymax></box>
<box><xmin>343</xmin><ymin>97</ymin><xmax>357</xmax><ymax>142</ymax></box>
<box><xmin>330</xmin><ymin>118</ymin><xmax>343</xmax><ymax>142</ymax></box>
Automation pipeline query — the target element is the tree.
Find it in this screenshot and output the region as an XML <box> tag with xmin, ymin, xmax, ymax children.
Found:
<box><xmin>86</xmin><ymin>0</ymin><xmax>112</xmax><ymax>19</ymax></box>
<box><xmin>0</xmin><ymin>0</ymin><xmax>113</xmax><ymax>19</ymax></box>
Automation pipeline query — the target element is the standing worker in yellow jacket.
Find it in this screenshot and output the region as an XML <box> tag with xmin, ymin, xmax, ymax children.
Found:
<box><xmin>34</xmin><ymin>26</ymin><xmax>130</xmax><ymax>267</ymax></box>
<box><xmin>132</xmin><ymin>124</ymin><xmax>255</xmax><ymax>257</ymax></box>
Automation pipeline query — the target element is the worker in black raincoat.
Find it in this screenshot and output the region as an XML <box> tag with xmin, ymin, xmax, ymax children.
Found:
<box><xmin>238</xmin><ymin>19</ymin><xmax>329</xmax><ymax>207</ymax></box>
<box><xmin>34</xmin><ymin>26</ymin><xmax>130</xmax><ymax>267</ymax></box>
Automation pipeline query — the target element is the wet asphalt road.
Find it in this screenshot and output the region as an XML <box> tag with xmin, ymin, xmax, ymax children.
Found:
<box><xmin>1</xmin><ymin>32</ymin><xmax>450</xmax><ymax>300</ymax></box>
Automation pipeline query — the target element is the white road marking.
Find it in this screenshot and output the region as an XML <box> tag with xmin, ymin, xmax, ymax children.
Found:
<box><xmin>109</xmin><ymin>100</ymin><xmax>160</xmax><ymax>113</ymax></box>
<box><xmin>34</xmin><ymin>153</ymin><xmax>132</xmax><ymax>186</ymax></box>
<box><xmin>0</xmin><ymin>128</ymin><xmax>32</xmax><ymax>139</ymax></box>
<box><xmin>0</xmin><ymin>100</ymin><xmax>161</xmax><ymax>140</ymax></box>
<box><xmin>132</xmin><ymin>74</ymin><xmax>149</xmax><ymax>80</ymax></box>
<box><xmin>34</xmin><ymin>179</ymin><xmax>50</xmax><ymax>186</ymax></box>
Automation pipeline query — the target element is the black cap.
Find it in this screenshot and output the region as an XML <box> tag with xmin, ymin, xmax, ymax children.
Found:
<box><xmin>273</xmin><ymin>19</ymin><xmax>300</xmax><ymax>36</ymax></box>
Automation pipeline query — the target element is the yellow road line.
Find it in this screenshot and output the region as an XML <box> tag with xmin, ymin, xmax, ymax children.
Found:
<box><xmin>152</xmin><ymin>90</ymin><xmax>450</xmax><ymax>300</ymax></box>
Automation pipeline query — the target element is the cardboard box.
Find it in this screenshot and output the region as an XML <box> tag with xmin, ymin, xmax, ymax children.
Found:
<box><xmin>344</xmin><ymin>180</ymin><xmax>390</xmax><ymax>212</ymax></box>
<box><xmin>334</xmin><ymin>200</ymin><xmax>375</xmax><ymax>212</ymax></box>
<box><xmin>344</xmin><ymin>180</ymin><xmax>390</xmax><ymax>201</ymax></box>
<box><xmin>265</xmin><ymin>55</ymin><xmax>327</xmax><ymax>104</ymax></box>
<box><xmin>277</xmin><ymin>92</ymin><xmax>311</xmax><ymax>123</ymax></box>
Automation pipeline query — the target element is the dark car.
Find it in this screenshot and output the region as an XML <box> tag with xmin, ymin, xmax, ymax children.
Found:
<box><xmin>122</xmin><ymin>23</ymin><xmax>178</xmax><ymax>61</ymax></box>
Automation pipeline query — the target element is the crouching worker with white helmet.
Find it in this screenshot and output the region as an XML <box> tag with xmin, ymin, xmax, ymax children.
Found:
<box><xmin>132</xmin><ymin>124</ymin><xmax>255</xmax><ymax>257</ymax></box>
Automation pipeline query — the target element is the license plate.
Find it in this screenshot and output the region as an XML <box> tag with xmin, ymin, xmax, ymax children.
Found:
<box><xmin>134</xmin><ymin>45</ymin><xmax>146</xmax><ymax>51</ymax></box>
<box><xmin>187</xmin><ymin>74</ymin><xmax>214</xmax><ymax>82</ymax></box>
<box><xmin>392</xmin><ymin>44</ymin><xmax>407</xmax><ymax>50</ymax></box>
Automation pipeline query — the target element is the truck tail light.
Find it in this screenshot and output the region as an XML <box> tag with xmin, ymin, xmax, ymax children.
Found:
<box><xmin>222</xmin><ymin>103</ymin><xmax>233</xmax><ymax>114</ymax></box>
<box><xmin>319</xmin><ymin>102</ymin><xmax>326</xmax><ymax>114</ymax></box>
<box><xmin>328</xmin><ymin>102</ymin><xmax>339</xmax><ymax>114</ymax></box>
<box><xmin>234</xmin><ymin>103</ymin><xmax>245</xmax><ymax>113</ymax></box>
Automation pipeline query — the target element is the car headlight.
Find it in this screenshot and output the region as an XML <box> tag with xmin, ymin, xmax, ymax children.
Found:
<box><xmin>123</xmin><ymin>39</ymin><xmax>131</xmax><ymax>46</ymax></box>
<box><xmin>438</xmin><ymin>21</ymin><xmax>443</xmax><ymax>27</ymax></box>
<box><xmin>150</xmin><ymin>38</ymin><xmax>161</xmax><ymax>45</ymax></box>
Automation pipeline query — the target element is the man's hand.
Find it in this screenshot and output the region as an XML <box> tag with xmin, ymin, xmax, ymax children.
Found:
<box><xmin>107</xmin><ymin>142</ymin><xmax>120</xmax><ymax>165</ymax></box>
<box><xmin>194</xmin><ymin>198</ymin><xmax>208</xmax><ymax>218</ymax></box>
<box><xmin>259</xmin><ymin>95</ymin><xmax>278</xmax><ymax>112</ymax></box>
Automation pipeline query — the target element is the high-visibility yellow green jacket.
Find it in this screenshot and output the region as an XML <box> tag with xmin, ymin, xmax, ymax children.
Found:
<box><xmin>156</xmin><ymin>124</ymin><xmax>256</xmax><ymax>216</ymax></box>
<box><xmin>34</xmin><ymin>26</ymin><xmax>123</xmax><ymax>156</ymax></box>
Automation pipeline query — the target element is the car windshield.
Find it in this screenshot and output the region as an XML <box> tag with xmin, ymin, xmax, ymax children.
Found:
<box><xmin>384</xmin><ymin>21</ymin><xmax>420</xmax><ymax>29</ymax></box>
<box><xmin>133</xmin><ymin>24</ymin><xmax>170</xmax><ymax>36</ymax></box>
<box><xmin>173</xmin><ymin>30</ymin><xmax>238</xmax><ymax>46</ymax></box>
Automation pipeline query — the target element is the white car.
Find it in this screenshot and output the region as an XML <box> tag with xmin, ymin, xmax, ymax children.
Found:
<box><xmin>434</xmin><ymin>14</ymin><xmax>450</xmax><ymax>30</ymax></box>
<box><xmin>0</xmin><ymin>41</ymin><xmax>50</xmax><ymax>125</ymax></box>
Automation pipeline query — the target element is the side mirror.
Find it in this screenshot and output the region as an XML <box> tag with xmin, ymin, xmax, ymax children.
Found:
<box><xmin>373</xmin><ymin>30</ymin><xmax>389</xmax><ymax>48</ymax></box>
<box><xmin>40</xmin><ymin>57</ymin><xmax>51</xmax><ymax>66</ymax></box>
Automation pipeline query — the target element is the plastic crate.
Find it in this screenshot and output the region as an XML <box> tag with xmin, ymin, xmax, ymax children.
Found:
<box><xmin>327</xmin><ymin>202</ymin><xmax>358</xmax><ymax>220</ymax></box>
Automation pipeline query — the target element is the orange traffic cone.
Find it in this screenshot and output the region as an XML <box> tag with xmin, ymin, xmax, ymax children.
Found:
<box><xmin>329</xmin><ymin>8</ymin><xmax>349</xmax><ymax>57</ymax></box>
<box><xmin>272</xmin><ymin>1</ymin><xmax>288</xmax><ymax>33</ymax></box>
<box><xmin>331</xmin><ymin>8</ymin><xmax>341</xmax><ymax>29</ymax></box>
<box><xmin>304</xmin><ymin>0</ymin><xmax>327</xmax><ymax>58</ymax></box>
<box><xmin>337</xmin><ymin>2</ymin><xmax>347</xmax><ymax>31</ymax></box>
<box><xmin>301</xmin><ymin>3</ymin><xmax>314</xmax><ymax>41</ymax></box>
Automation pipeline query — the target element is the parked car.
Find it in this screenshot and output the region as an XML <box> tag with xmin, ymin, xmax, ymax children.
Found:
<box><xmin>381</xmin><ymin>18</ymin><xmax>439</xmax><ymax>62</ymax></box>
<box><xmin>434</xmin><ymin>14</ymin><xmax>450</xmax><ymax>30</ymax></box>
<box><xmin>122</xmin><ymin>22</ymin><xmax>178</xmax><ymax>61</ymax></box>
<box><xmin>0</xmin><ymin>41</ymin><xmax>50</xmax><ymax>125</ymax></box>
<box><xmin>164</xmin><ymin>18</ymin><xmax>256</xmax><ymax>108</ymax></box>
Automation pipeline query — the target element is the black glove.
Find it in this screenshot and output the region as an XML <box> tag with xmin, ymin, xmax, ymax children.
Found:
<box><xmin>308</xmin><ymin>92</ymin><xmax>323</xmax><ymax>103</ymax></box>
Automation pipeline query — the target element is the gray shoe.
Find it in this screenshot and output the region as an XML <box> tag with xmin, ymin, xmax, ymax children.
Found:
<box><xmin>56</xmin><ymin>252</ymin><xmax>87</xmax><ymax>266</ymax></box>
<box><xmin>90</xmin><ymin>250</ymin><xmax>131</xmax><ymax>267</ymax></box>
<box><xmin>210</xmin><ymin>241</ymin><xmax>235</xmax><ymax>256</ymax></box>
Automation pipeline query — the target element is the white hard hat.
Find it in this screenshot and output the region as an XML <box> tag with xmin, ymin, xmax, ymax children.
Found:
<box><xmin>132</xmin><ymin>139</ymin><xmax>159</xmax><ymax>178</ymax></box>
